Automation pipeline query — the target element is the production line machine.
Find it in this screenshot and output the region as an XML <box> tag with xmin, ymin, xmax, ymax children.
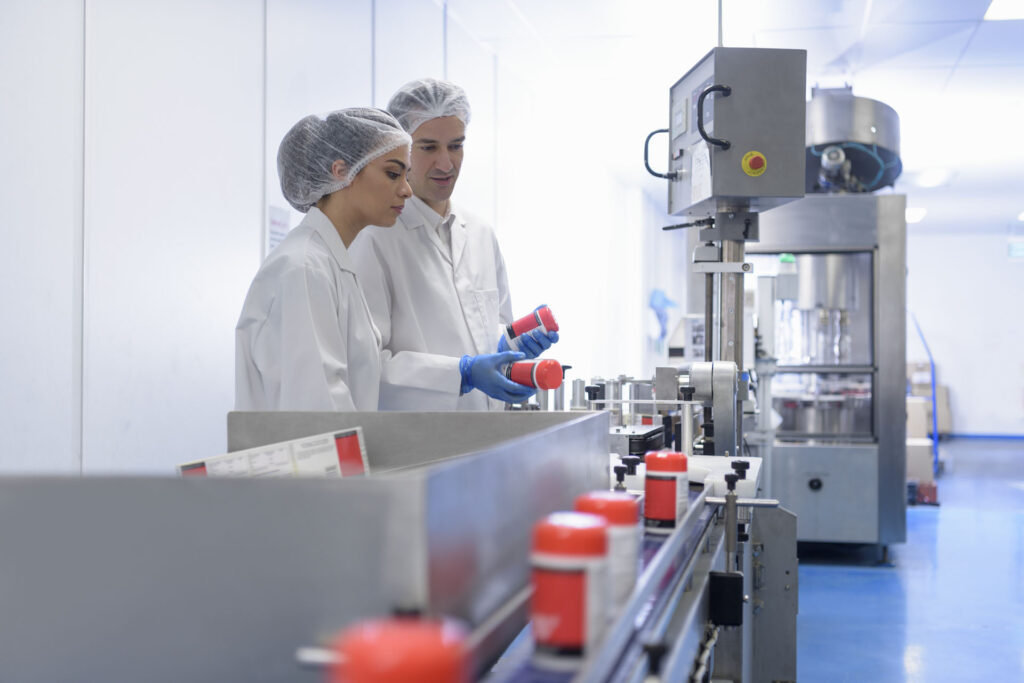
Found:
<box><xmin>746</xmin><ymin>86</ymin><xmax>907</xmax><ymax>551</ymax></box>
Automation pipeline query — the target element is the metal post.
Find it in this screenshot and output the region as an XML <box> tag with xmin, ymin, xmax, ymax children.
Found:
<box><xmin>570</xmin><ymin>379</ymin><xmax>586</xmax><ymax>410</ymax></box>
<box><xmin>719</xmin><ymin>239</ymin><xmax>745</xmax><ymax>368</ymax></box>
<box><xmin>682</xmin><ymin>405</ymin><xmax>695</xmax><ymax>455</ymax></box>
<box><xmin>607</xmin><ymin>378</ymin><xmax>623</xmax><ymax>427</ymax></box>
<box><xmin>725</xmin><ymin>484</ymin><xmax>738</xmax><ymax>572</ymax></box>
<box><xmin>720</xmin><ymin>238</ymin><xmax>746</xmax><ymax>454</ymax></box>
<box><xmin>552</xmin><ymin>383</ymin><xmax>565</xmax><ymax>411</ymax></box>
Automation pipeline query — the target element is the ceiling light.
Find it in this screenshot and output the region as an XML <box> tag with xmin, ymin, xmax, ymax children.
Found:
<box><xmin>913</xmin><ymin>169</ymin><xmax>954</xmax><ymax>189</ymax></box>
<box><xmin>906</xmin><ymin>207</ymin><xmax>927</xmax><ymax>224</ymax></box>
<box><xmin>984</xmin><ymin>0</ymin><xmax>1024</xmax><ymax>20</ymax></box>
<box><xmin>1018</xmin><ymin>211</ymin><xmax>1024</xmax><ymax>221</ymax></box>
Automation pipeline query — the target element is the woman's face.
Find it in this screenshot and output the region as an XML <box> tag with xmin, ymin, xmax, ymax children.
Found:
<box><xmin>347</xmin><ymin>145</ymin><xmax>413</xmax><ymax>228</ymax></box>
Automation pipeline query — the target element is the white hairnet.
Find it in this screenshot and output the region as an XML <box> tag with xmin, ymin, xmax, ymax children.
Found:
<box><xmin>387</xmin><ymin>78</ymin><xmax>472</xmax><ymax>134</ymax></box>
<box><xmin>277</xmin><ymin>107</ymin><xmax>411</xmax><ymax>213</ymax></box>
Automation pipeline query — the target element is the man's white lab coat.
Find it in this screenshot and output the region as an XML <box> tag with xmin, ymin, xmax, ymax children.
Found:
<box><xmin>350</xmin><ymin>196</ymin><xmax>513</xmax><ymax>410</ymax></box>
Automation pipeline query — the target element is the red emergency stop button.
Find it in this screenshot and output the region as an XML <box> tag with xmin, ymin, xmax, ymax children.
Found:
<box><xmin>741</xmin><ymin>150</ymin><xmax>767</xmax><ymax>177</ymax></box>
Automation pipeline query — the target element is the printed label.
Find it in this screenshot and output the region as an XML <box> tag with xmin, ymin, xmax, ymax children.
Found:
<box><xmin>645</xmin><ymin>472</ymin><xmax>688</xmax><ymax>532</ymax></box>
<box><xmin>531</xmin><ymin>556</ymin><xmax>608</xmax><ymax>669</ymax></box>
<box><xmin>607</xmin><ymin>525</ymin><xmax>640</xmax><ymax>612</ymax></box>
<box><xmin>178</xmin><ymin>428</ymin><xmax>368</xmax><ymax>478</ymax></box>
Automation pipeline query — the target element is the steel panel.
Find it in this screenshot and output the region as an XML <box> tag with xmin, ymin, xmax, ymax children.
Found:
<box><xmin>750</xmin><ymin>193</ymin><xmax>881</xmax><ymax>252</ymax></box>
<box><xmin>875</xmin><ymin>194</ymin><xmax>908</xmax><ymax>544</ymax></box>
<box><xmin>0</xmin><ymin>411</ymin><xmax>609</xmax><ymax>681</ymax></box>
<box><xmin>770</xmin><ymin>443</ymin><xmax>879</xmax><ymax>542</ymax></box>
<box><xmin>668</xmin><ymin>47</ymin><xmax>807</xmax><ymax>216</ymax></box>
<box><xmin>750</xmin><ymin>506</ymin><xmax>798</xmax><ymax>682</ymax></box>
<box><xmin>227</xmin><ymin>410</ymin><xmax>585</xmax><ymax>471</ymax></box>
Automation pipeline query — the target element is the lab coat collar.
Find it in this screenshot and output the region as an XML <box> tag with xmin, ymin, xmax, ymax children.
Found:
<box><xmin>304</xmin><ymin>207</ymin><xmax>359</xmax><ymax>275</ymax></box>
<box><xmin>404</xmin><ymin>196</ymin><xmax>468</xmax><ymax>268</ymax></box>
<box><xmin>304</xmin><ymin>207</ymin><xmax>383</xmax><ymax>347</ymax></box>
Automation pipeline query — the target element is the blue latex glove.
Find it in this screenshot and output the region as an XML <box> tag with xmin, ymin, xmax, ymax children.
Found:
<box><xmin>460</xmin><ymin>351</ymin><xmax>536</xmax><ymax>402</ymax></box>
<box><xmin>497</xmin><ymin>328</ymin><xmax>559</xmax><ymax>359</ymax></box>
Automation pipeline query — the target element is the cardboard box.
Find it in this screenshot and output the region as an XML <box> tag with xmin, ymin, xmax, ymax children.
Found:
<box><xmin>907</xmin><ymin>361</ymin><xmax>931</xmax><ymax>386</ymax></box>
<box><xmin>906</xmin><ymin>396</ymin><xmax>930</xmax><ymax>439</ymax></box>
<box><xmin>906</xmin><ymin>437</ymin><xmax>935</xmax><ymax>484</ymax></box>
<box><xmin>908</xmin><ymin>385</ymin><xmax>953</xmax><ymax>435</ymax></box>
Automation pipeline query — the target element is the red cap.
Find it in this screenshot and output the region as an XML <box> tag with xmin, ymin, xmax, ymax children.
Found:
<box><xmin>331</xmin><ymin>618</ymin><xmax>469</xmax><ymax>683</ymax></box>
<box><xmin>532</xmin><ymin>511</ymin><xmax>608</xmax><ymax>556</ymax></box>
<box><xmin>536</xmin><ymin>306</ymin><xmax>559</xmax><ymax>333</ymax></box>
<box><xmin>645</xmin><ymin>451</ymin><xmax>688</xmax><ymax>473</ymax></box>
<box><xmin>533</xmin><ymin>359</ymin><xmax>563</xmax><ymax>390</ymax></box>
<box><xmin>574</xmin><ymin>491</ymin><xmax>639</xmax><ymax>525</ymax></box>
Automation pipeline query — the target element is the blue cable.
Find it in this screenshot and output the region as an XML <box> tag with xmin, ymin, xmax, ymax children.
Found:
<box><xmin>809</xmin><ymin>143</ymin><xmax>889</xmax><ymax>189</ymax></box>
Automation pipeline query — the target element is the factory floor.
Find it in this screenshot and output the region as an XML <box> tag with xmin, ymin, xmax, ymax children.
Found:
<box><xmin>797</xmin><ymin>438</ymin><xmax>1024</xmax><ymax>682</ymax></box>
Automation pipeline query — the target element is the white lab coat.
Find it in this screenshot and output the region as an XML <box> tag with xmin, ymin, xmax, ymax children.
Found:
<box><xmin>350</xmin><ymin>196</ymin><xmax>513</xmax><ymax>411</ymax></box>
<box><xmin>235</xmin><ymin>207</ymin><xmax>461</xmax><ymax>412</ymax></box>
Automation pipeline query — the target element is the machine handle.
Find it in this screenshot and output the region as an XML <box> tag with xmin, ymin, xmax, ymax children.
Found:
<box><xmin>644</xmin><ymin>128</ymin><xmax>678</xmax><ymax>179</ymax></box>
<box><xmin>696</xmin><ymin>84</ymin><xmax>732</xmax><ymax>150</ymax></box>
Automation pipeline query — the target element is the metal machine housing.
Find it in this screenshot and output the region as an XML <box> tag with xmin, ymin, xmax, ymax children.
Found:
<box><xmin>749</xmin><ymin>193</ymin><xmax>907</xmax><ymax>545</ymax></box>
<box><xmin>668</xmin><ymin>47</ymin><xmax>807</xmax><ymax>216</ymax></box>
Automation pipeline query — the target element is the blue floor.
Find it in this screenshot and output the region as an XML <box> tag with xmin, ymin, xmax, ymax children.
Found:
<box><xmin>797</xmin><ymin>439</ymin><xmax>1024</xmax><ymax>682</ymax></box>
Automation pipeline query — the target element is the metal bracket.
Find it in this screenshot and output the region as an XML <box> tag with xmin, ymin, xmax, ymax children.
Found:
<box><xmin>699</xmin><ymin>211</ymin><xmax>760</xmax><ymax>243</ymax></box>
<box><xmin>693</xmin><ymin>243</ymin><xmax>721</xmax><ymax>263</ymax></box>
<box><xmin>692</xmin><ymin>261</ymin><xmax>752</xmax><ymax>274</ymax></box>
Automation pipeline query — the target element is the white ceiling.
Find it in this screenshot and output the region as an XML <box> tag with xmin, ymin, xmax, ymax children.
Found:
<box><xmin>448</xmin><ymin>0</ymin><xmax>1024</xmax><ymax>231</ymax></box>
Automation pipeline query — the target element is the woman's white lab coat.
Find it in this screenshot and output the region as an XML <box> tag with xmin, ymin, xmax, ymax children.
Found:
<box><xmin>235</xmin><ymin>207</ymin><xmax>462</xmax><ymax>412</ymax></box>
<box><xmin>349</xmin><ymin>196</ymin><xmax>513</xmax><ymax>411</ymax></box>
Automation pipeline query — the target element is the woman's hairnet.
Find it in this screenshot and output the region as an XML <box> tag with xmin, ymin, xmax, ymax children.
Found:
<box><xmin>387</xmin><ymin>78</ymin><xmax>472</xmax><ymax>134</ymax></box>
<box><xmin>277</xmin><ymin>107</ymin><xmax>411</xmax><ymax>213</ymax></box>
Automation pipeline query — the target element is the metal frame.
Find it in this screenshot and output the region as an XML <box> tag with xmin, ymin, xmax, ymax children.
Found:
<box><xmin>749</xmin><ymin>193</ymin><xmax>906</xmax><ymax>544</ymax></box>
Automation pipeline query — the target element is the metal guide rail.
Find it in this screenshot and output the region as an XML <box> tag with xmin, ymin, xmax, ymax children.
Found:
<box><xmin>487</xmin><ymin>487</ymin><xmax>722</xmax><ymax>683</ymax></box>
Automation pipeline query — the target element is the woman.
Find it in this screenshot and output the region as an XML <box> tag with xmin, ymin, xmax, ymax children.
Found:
<box><xmin>235</xmin><ymin>108</ymin><xmax>525</xmax><ymax>411</ymax></box>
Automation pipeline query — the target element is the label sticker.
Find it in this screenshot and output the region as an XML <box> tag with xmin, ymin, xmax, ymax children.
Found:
<box><xmin>691</xmin><ymin>143</ymin><xmax>712</xmax><ymax>203</ymax></box>
<box><xmin>741</xmin><ymin>150</ymin><xmax>767</xmax><ymax>177</ymax></box>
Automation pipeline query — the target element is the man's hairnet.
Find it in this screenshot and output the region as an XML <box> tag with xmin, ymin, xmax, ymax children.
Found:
<box><xmin>277</xmin><ymin>107</ymin><xmax>411</xmax><ymax>213</ymax></box>
<box><xmin>387</xmin><ymin>78</ymin><xmax>472</xmax><ymax>134</ymax></box>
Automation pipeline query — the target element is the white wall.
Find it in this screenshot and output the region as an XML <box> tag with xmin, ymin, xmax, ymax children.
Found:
<box><xmin>81</xmin><ymin>0</ymin><xmax>265</xmax><ymax>472</ymax></box>
<box><xmin>264</xmin><ymin>0</ymin><xmax>373</xmax><ymax>252</ymax></box>
<box><xmin>907</xmin><ymin>226</ymin><xmax>1024</xmax><ymax>435</ymax></box>
<box><xmin>374</xmin><ymin>0</ymin><xmax>444</xmax><ymax>108</ymax></box>
<box><xmin>0</xmin><ymin>0</ymin><xmax>84</xmax><ymax>473</ymax></box>
<box><xmin>447</xmin><ymin>15</ymin><xmax>497</xmax><ymax>227</ymax></box>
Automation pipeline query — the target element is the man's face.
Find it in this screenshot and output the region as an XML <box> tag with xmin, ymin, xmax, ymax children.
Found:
<box><xmin>407</xmin><ymin>116</ymin><xmax>465</xmax><ymax>212</ymax></box>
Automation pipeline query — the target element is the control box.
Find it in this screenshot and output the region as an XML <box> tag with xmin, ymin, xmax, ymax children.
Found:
<box><xmin>668</xmin><ymin>47</ymin><xmax>807</xmax><ymax>217</ymax></box>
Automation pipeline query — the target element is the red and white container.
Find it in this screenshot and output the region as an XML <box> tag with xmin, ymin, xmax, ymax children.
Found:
<box><xmin>530</xmin><ymin>511</ymin><xmax>609</xmax><ymax>670</ymax></box>
<box><xmin>503</xmin><ymin>306</ymin><xmax>559</xmax><ymax>351</ymax></box>
<box><xmin>643</xmin><ymin>451</ymin><xmax>689</xmax><ymax>534</ymax></box>
<box><xmin>506</xmin><ymin>359</ymin><xmax>563</xmax><ymax>390</ymax></box>
<box><xmin>330</xmin><ymin>617</ymin><xmax>469</xmax><ymax>683</ymax></box>
<box><xmin>574</xmin><ymin>491</ymin><xmax>640</xmax><ymax>614</ymax></box>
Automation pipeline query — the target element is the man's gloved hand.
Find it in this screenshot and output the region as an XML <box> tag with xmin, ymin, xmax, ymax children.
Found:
<box><xmin>497</xmin><ymin>328</ymin><xmax>559</xmax><ymax>358</ymax></box>
<box><xmin>460</xmin><ymin>351</ymin><xmax>536</xmax><ymax>403</ymax></box>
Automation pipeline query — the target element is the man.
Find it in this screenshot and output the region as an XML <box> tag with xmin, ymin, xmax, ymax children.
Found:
<box><xmin>350</xmin><ymin>78</ymin><xmax>557</xmax><ymax>410</ymax></box>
